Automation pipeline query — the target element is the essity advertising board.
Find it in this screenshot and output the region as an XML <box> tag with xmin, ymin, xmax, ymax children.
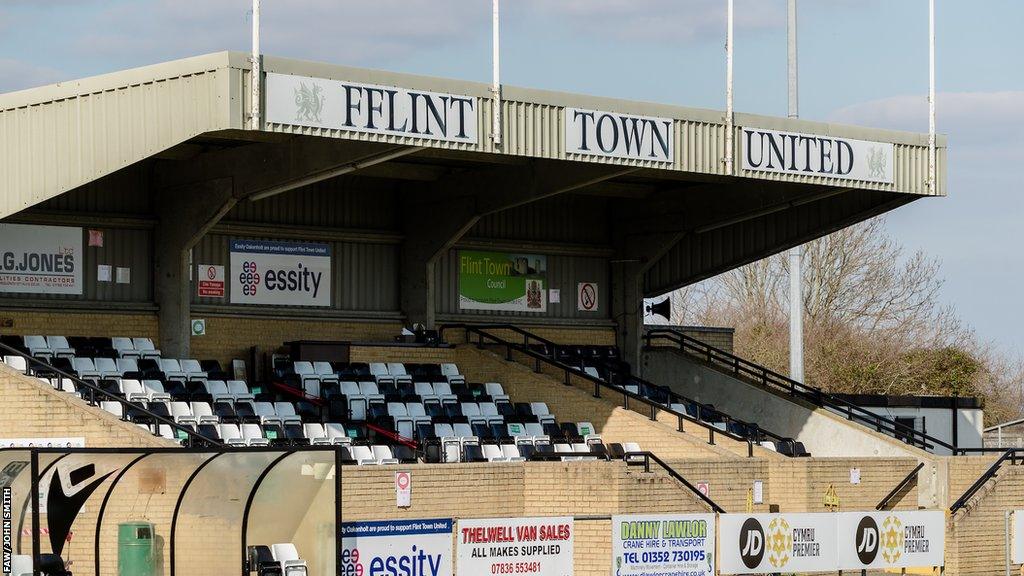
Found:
<box><xmin>229</xmin><ymin>239</ymin><xmax>331</xmax><ymax>307</ymax></box>
<box><xmin>457</xmin><ymin>516</ymin><xmax>574</xmax><ymax>576</ymax></box>
<box><xmin>836</xmin><ymin>511</ymin><xmax>944</xmax><ymax>569</ymax></box>
<box><xmin>0</xmin><ymin>224</ymin><xmax>82</xmax><ymax>295</ymax></box>
<box><xmin>340</xmin><ymin>518</ymin><xmax>453</xmax><ymax>576</ymax></box>
<box><xmin>719</xmin><ymin>513</ymin><xmax>838</xmax><ymax>574</ymax></box>
<box><xmin>611</xmin><ymin>514</ymin><xmax>715</xmax><ymax>576</ymax></box>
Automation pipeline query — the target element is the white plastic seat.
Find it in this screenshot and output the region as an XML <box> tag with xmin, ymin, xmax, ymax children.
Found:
<box><xmin>23</xmin><ymin>336</ymin><xmax>53</xmax><ymax>359</ymax></box>
<box><xmin>72</xmin><ymin>357</ymin><xmax>102</xmax><ymax>380</ymax></box>
<box><xmin>241</xmin><ymin>423</ymin><xmax>271</xmax><ymax>446</ymax></box>
<box><xmin>622</xmin><ymin>442</ymin><xmax>643</xmax><ymax>462</ymax></box>
<box><xmin>530</xmin><ymin>402</ymin><xmax>556</xmax><ymax>426</ymax></box>
<box><xmin>759</xmin><ymin>441</ymin><xmax>778</xmax><ymax>452</ymax></box>
<box><xmin>324</xmin><ymin>423</ymin><xmax>352</xmax><ymax>445</ymax></box>
<box><xmin>132</xmin><ymin>337</ymin><xmax>162</xmax><ymax>359</ymax></box>
<box><xmin>112</xmin><ymin>337</ymin><xmax>139</xmax><ymax>359</ymax></box>
<box><xmin>189</xmin><ymin>402</ymin><xmax>220</xmax><ymax>424</ymax></box>
<box><xmin>572</xmin><ymin>443</ymin><xmax>598</xmax><ymax>460</ymax></box>
<box><xmin>94</xmin><ymin>357</ymin><xmax>121</xmax><ymax>379</ymax></box>
<box><xmin>524</xmin><ymin>423</ymin><xmax>550</xmax><ymax>445</ymax></box>
<box><xmin>293</xmin><ymin>361</ymin><xmax>321</xmax><ymax>396</ymax></box>
<box><xmin>271</xmin><ymin>543</ymin><xmax>309</xmax><ymax>576</ymax></box>
<box><xmin>577</xmin><ymin>421</ymin><xmax>603</xmax><ymax>444</ymax></box>
<box><xmin>340</xmin><ymin>381</ymin><xmax>367</xmax><ymax>420</ymax></box>
<box><xmin>119</xmin><ymin>379</ymin><xmax>149</xmax><ymax>402</ymax></box>
<box><xmin>142</xmin><ymin>380</ymin><xmax>172</xmax><ymax>402</ymax></box>
<box><xmin>372</xmin><ymin>445</ymin><xmax>400</xmax><ymax>465</ymax></box>
<box><xmin>116</xmin><ymin>357</ymin><xmax>140</xmax><ymax>375</ymax></box>
<box><xmin>304</xmin><ymin>423</ymin><xmax>331</xmax><ymax>445</ymax></box>
<box><xmin>358</xmin><ymin>381</ymin><xmax>385</xmax><ymax>404</ymax></box>
<box><xmin>168</xmin><ymin>401</ymin><xmax>197</xmax><ymax>425</ymax></box>
<box><xmin>440</xmin><ymin>363</ymin><xmax>465</xmax><ymax>385</ymax></box>
<box><xmin>157</xmin><ymin>424</ymin><xmax>178</xmax><ymax>442</ymax></box>
<box><xmin>482</xmin><ymin>444</ymin><xmax>507</xmax><ymax>462</ymax></box>
<box><xmin>507</xmin><ymin>422</ymin><xmax>530</xmax><ymax>444</ymax></box>
<box><xmin>179</xmin><ymin>359</ymin><xmax>208</xmax><ymax>381</ymax></box>
<box><xmin>452</xmin><ymin>422</ymin><xmax>477</xmax><ymax>444</ymax></box>
<box><xmin>254</xmin><ymin>401</ymin><xmax>283</xmax><ymax>426</ymax></box>
<box><xmin>434</xmin><ymin>422</ymin><xmax>461</xmax><ymax>463</ymax></box>
<box><xmin>388</xmin><ymin>402</ymin><xmax>414</xmax><ymax>438</ymax></box>
<box><xmin>220</xmin><ymin>424</ymin><xmax>246</xmax><ymax>445</ymax></box>
<box><xmin>405</xmin><ymin>403</ymin><xmax>432</xmax><ymax>426</ymax></box>
<box><xmin>100</xmin><ymin>401</ymin><xmax>124</xmax><ymax>419</ymax></box>
<box><xmin>431</xmin><ymin>381</ymin><xmax>458</xmax><ymax>405</ymax></box>
<box><xmin>54</xmin><ymin>378</ymin><xmax>78</xmax><ymax>395</ymax></box>
<box><xmin>205</xmin><ymin>380</ymin><xmax>232</xmax><ymax>403</ymax></box>
<box><xmin>313</xmin><ymin>361</ymin><xmax>339</xmax><ymax>382</ymax></box>
<box><xmin>386</xmin><ymin>363</ymin><xmax>413</xmax><ymax>384</ymax></box>
<box><xmin>583</xmin><ymin>366</ymin><xmax>601</xmax><ymax>380</ymax></box>
<box><xmin>226</xmin><ymin>380</ymin><xmax>255</xmax><ymax>402</ymax></box>
<box><xmin>352</xmin><ymin>445</ymin><xmax>378</xmax><ymax>465</ymax></box>
<box><xmin>484</xmin><ymin>382</ymin><xmax>510</xmax><ymax>404</ymax></box>
<box><xmin>478</xmin><ymin>402</ymin><xmax>504</xmax><ymax>426</ymax></box>
<box><xmin>368</xmin><ymin>363</ymin><xmax>394</xmax><ymax>385</ymax></box>
<box><xmin>501</xmin><ymin>444</ymin><xmax>526</xmax><ymax>462</ymax></box>
<box><xmin>3</xmin><ymin>355</ymin><xmax>28</xmax><ymax>373</ymax></box>
<box><xmin>159</xmin><ymin>359</ymin><xmax>187</xmax><ymax>381</ymax></box>
<box><xmin>414</xmin><ymin>382</ymin><xmax>440</xmax><ymax>405</ymax></box>
<box><xmin>460</xmin><ymin>402</ymin><xmax>486</xmax><ymax>427</ymax></box>
<box><xmin>46</xmin><ymin>336</ymin><xmax>76</xmax><ymax>358</ymax></box>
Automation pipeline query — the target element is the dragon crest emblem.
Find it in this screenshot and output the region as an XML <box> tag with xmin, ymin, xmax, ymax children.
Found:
<box><xmin>867</xmin><ymin>146</ymin><xmax>888</xmax><ymax>180</ymax></box>
<box><xmin>294</xmin><ymin>82</ymin><xmax>325</xmax><ymax>123</ymax></box>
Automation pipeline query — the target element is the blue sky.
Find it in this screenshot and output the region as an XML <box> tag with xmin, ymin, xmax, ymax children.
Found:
<box><xmin>2</xmin><ymin>1</ymin><xmax>1022</xmax><ymax>354</ymax></box>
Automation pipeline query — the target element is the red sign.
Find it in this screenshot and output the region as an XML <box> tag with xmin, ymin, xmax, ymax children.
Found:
<box><xmin>197</xmin><ymin>264</ymin><xmax>225</xmax><ymax>298</ymax></box>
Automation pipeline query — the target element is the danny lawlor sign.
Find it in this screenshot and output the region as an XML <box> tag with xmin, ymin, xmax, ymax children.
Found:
<box><xmin>266</xmin><ymin>72</ymin><xmax>477</xmax><ymax>144</ymax></box>
<box><xmin>565</xmin><ymin>108</ymin><xmax>674</xmax><ymax>163</ymax></box>
<box><xmin>742</xmin><ymin>127</ymin><xmax>894</xmax><ymax>184</ymax></box>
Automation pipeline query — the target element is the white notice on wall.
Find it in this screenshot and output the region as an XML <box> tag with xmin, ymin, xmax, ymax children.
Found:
<box><xmin>395</xmin><ymin>471</ymin><xmax>411</xmax><ymax>508</ymax></box>
<box><xmin>116</xmin><ymin>267</ymin><xmax>130</xmax><ymax>284</ymax></box>
<box><xmin>97</xmin><ymin>265</ymin><xmax>112</xmax><ymax>282</ymax></box>
<box><xmin>549</xmin><ymin>289</ymin><xmax>560</xmax><ymax>304</ymax></box>
<box><xmin>850</xmin><ymin>468</ymin><xmax>861</xmax><ymax>485</ymax></box>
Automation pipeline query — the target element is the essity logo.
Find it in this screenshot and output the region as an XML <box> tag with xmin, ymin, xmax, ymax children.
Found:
<box><xmin>239</xmin><ymin>261</ymin><xmax>261</xmax><ymax>296</ymax></box>
<box><xmin>341</xmin><ymin>545</ymin><xmax>444</xmax><ymax>576</ymax></box>
<box><xmin>739</xmin><ymin>517</ymin><xmax>765</xmax><ymax>568</ymax></box>
<box><xmin>855</xmin><ymin>516</ymin><xmax>879</xmax><ymax>564</ymax></box>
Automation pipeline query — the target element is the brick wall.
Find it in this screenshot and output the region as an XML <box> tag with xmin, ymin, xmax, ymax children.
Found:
<box><xmin>0</xmin><ymin>309</ymin><xmax>158</xmax><ymax>340</ymax></box>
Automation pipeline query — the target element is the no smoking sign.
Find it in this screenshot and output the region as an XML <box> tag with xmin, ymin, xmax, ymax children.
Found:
<box><xmin>577</xmin><ymin>282</ymin><xmax>599</xmax><ymax>312</ymax></box>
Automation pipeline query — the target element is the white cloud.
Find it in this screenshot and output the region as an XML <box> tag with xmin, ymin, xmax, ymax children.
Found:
<box><xmin>73</xmin><ymin>0</ymin><xmax>488</xmax><ymax>66</ymax></box>
<box><xmin>519</xmin><ymin>0</ymin><xmax>784</xmax><ymax>42</ymax></box>
<box><xmin>0</xmin><ymin>59</ymin><xmax>64</xmax><ymax>92</ymax></box>
<box><xmin>830</xmin><ymin>91</ymin><xmax>1024</xmax><ymax>149</ymax></box>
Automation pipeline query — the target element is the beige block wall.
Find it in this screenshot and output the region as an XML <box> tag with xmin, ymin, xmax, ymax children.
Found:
<box><xmin>0</xmin><ymin>309</ymin><xmax>158</xmax><ymax>340</ymax></box>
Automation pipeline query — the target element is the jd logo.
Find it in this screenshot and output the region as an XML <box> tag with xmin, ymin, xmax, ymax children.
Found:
<box><xmin>739</xmin><ymin>517</ymin><xmax>764</xmax><ymax>568</ymax></box>
<box><xmin>855</xmin><ymin>516</ymin><xmax>879</xmax><ymax>564</ymax></box>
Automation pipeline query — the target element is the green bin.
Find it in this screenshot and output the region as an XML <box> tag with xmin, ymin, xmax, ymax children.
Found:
<box><xmin>118</xmin><ymin>521</ymin><xmax>157</xmax><ymax>576</ymax></box>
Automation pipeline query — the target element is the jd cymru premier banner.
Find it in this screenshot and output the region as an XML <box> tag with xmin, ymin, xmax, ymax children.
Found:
<box><xmin>719</xmin><ymin>513</ymin><xmax>838</xmax><ymax>574</ymax></box>
<box><xmin>230</xmin><ymin>239</ymin><xmax>331</xmax><ymax>307</ymax></box>
<box><xmin>458</xmin><ymin>251</ymin><xmax>547</xmax><ymax>313</ymax></box>
<box><xmin>611</xmin><ymin>514</ymin><xmax>715</xmax><ymax>576</ymax></box>
<box><xmin>837</xmin><ymin>511</ymin><xmax>944</xmax><ymax>570</ymax></box>
<box><xmin>341</xmin><ymin>518</ymin><xmax>453</xmax><ymax>576</ymax></box>
<box><xmin>0</xmin><ymin>224</ymin><xmax>82</xmax><ymax>295</ymax></box>
<box><xmin>457</xmin><ymin>516</ymin><xmax>573</xmax><ymax>576</ymax></box>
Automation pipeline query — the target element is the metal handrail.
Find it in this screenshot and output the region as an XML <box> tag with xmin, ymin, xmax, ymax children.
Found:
<box><xmin>0</xmin><ymin>342</ymin><xmax>222</xmax><ymax>447</ymax></box>
<box><xmin>624</xmin><ymin>451</ymin><xmax>725</xmax><ymax>513</ymax></box>
<box><xmin>439</xmin><ymin>323</ymin><xmax>768</xmax><ymax>457</ymax></box>
<box><xmin>644</xmin><ymin>328</ymin><xmax>951</xmax><ymax>452</ymax></box>
<box><xmin>949</xmin><ymin>449</ymin><xmax>1024</xmax><ymax>513</ymax></box>
<box><xmin>876</xmin><ymin>462</ymin><xmax>924</xmax><ymax>510</ymax></box>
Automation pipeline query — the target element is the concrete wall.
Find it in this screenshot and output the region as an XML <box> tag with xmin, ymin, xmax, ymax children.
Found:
<box><xmin>856</xmin><ymin>405</ymin><xmax>984</xmax><ymax>455</ymax></box>
<box><xmin>643</xmin><ymin>348</ymin><xmax>930</xmax><ymax>460</ymax></box>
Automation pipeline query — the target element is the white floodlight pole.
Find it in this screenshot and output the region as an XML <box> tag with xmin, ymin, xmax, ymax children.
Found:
<box><xmin>928</xmin><ymin>0</ymin><xmax>936</xmax><ymax>193</ymax></box>
<box><xmin>724</xmin><ymin>0</ymin><xmax>734</xmax><ymax>174</ymax></box>
<box><xmin>787</xmin><ymin>0</ymin><xmax>804</xmax><ymax>383</ymax></box>
<box><xmin>251</xmin><ymin>0</ymin><xmax>261</xmax><ymax>130</ymax></box>
<box><xmin>491</xmin><ymin>0</ymin><xmax>502</xmax><ymax>147</ymax></box>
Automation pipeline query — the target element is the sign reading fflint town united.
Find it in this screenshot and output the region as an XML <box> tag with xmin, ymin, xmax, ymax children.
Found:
<box><xmin>741</xmin><ymin>127</ymin><xmax>894</xmax><ymax>184</ymax></box>
<box><xmin>266</xmin><ymin>72</ymin><xmax>478</xmax><ymax>144</ymax></box>
<box><xmin>565</xmin><ymin>107</ymin><xmax>674</xmax><ymax>163</ymax></box>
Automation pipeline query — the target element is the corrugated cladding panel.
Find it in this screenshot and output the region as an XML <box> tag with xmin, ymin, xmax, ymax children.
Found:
<box><xmin>224</xmin><ymin>176</ymin><xmax>399</xmax><ymax>229</ymax></box>
<box><xmin>191</xmin><ymin>233</ymin><xmax>399</xmax><ymax>312</ymax></box>
<box><xmin>0</xmin><ymin>66</ymin><xmax>231</xmax><ymax>220</ymax></box>
<box><xmin>470</xmin><ymin>194</ymin><xmax>609</xmax><ymax>245</ymax></box>
<box><xmin>37</xmin><ymin>163</ymin><xmax>152</xmax><ymax>215</ymax></box>
<box><xmin>0</xmin><ymin>226</ymin><xmax>151</xmax><ymax>303</ymax></box>
<box><xmin>435</xmin><ymin>248</ymin><xmax>609</xmax><ymax>320</ymax></box>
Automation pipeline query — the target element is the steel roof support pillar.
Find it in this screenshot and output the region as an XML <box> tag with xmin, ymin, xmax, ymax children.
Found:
<box><xmin>154</xmin><ymin>179</ymin><xmax>236</xmax><ymax>358</ymax></box>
